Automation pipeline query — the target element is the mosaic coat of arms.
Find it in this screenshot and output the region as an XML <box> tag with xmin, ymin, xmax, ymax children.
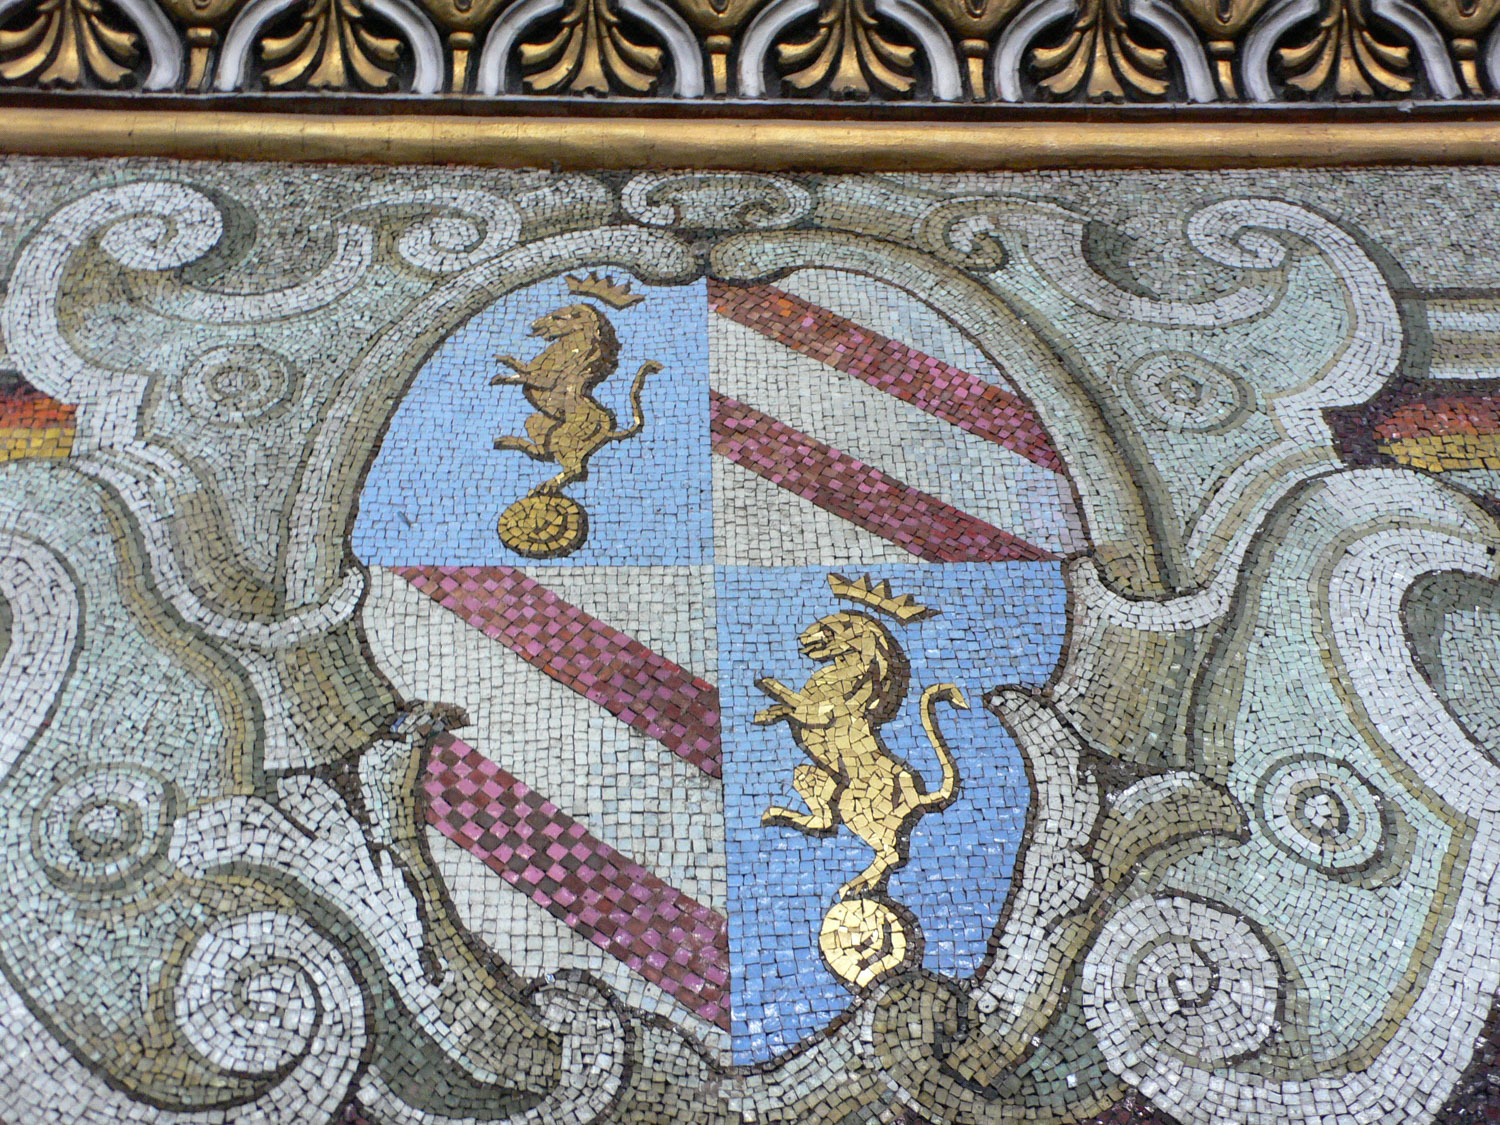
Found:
<box><xmin>0</xmin><ymin>164</ymin><xmax>1498</xmax><ymax>1125</ymax></box>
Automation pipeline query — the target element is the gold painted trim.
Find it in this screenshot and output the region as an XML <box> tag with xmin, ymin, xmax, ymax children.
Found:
<box><xmin>2</xmin><ymin>107</ymin><xmax>1500</xmax><ymax>168</ymax></box>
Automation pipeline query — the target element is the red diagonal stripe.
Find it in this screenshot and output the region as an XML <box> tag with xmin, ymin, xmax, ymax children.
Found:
<box><xmin>1373</xmin><ymin>392</ymin><xmax>1500</xmax><ymax>440</ymax></box>
<box><xmin>710</xmin><ymin>390</ymin><xmax>1054</xmax><ymax>563</ymax></box>
<box><xmin>392</xmin><ymin>566</ymin><xmax>721</xmax><ymax>778</ymax></box>
<box><xmin>0</xmin><ymin>380</ymin><xmax>75</xmax><ymax>429</ymax></box>
<box><xmin>424</xmin><ymin>735</ymin><xmax>730</xmax><ymax>1030</ymax></box>
<box><xmin>708</xmin><ymin>278</ymin><xmax>1062</xmax><ymax>473</ymax></box>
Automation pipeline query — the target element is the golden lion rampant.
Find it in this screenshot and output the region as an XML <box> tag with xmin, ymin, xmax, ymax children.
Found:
<box><xmin>492</xmin><ymin>303</ymin><xmax>660</xmax><ymax>493</ymax></box>
<box><xmin>755</xmin><ymin>610</ymin><xmax>967</xmax><ymax>899</ymax></box>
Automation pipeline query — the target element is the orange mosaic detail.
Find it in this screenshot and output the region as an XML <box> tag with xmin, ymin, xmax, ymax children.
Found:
<box><xmin>0</xmin><ymin>380</ymin><xmax>74</xmax><ymax>462</ymax></box>
<box><xmin>1373</xmin><ymin>392</ymin><xmax>1500</xmax><ymax>471</ymax></box>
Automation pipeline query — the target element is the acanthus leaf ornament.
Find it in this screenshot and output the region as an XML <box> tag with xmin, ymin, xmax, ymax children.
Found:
<box><xmin>0</xmin><ymin>0</ymin><xmax>139</xmax><ymax>86</ymax></box>
<box><xmin>1030</xmin><ymin>0</ymin><xmax>1170</xmax><ymax>98</ymax></box>
<box><xmin>1407</xmin><ymin>0</ymin><xmax>1500</xmax><ymax>90</ymax></box>
<box><xmin>518</xmin><ymin>0</ymin><xmax>664</xmax><ymax>94</ymax></box>
<box><xmin>257</xmin><ymin>0</ymin><xmax>403</xmax><ymax>89</ymax></box>
<box><xmin>775</xmin><ymin>0</ymin><xmax>917</xmax><ymax>97</ymax></box>
<box><xmin>1277</xmin><ymin>0</ymin><xmax>1412</xmax><ymax>96</ymax></box>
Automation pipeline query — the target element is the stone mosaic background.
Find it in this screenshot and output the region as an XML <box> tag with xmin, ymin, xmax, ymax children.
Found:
<box><xmin>0</xmin><ymin>159</ymin><xmax>1498</xmax><ymax>1125</ymax></box>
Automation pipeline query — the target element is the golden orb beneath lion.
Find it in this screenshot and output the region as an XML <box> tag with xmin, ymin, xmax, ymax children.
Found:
<box><xmin>820</xmin><ymin>898</ymin><xmax>916</xmax><ymax>990</ymax></box>
<box><xmin>497</xmin><ymin>493</ymin><xmax>588</xmax><ymax>558</ymax></box>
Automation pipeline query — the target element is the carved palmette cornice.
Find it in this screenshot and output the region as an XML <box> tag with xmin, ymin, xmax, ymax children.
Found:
<box><xmin>0</xmin><ymin>0</ymin><xmax>1494</xmax><ymax>99</ymax></box>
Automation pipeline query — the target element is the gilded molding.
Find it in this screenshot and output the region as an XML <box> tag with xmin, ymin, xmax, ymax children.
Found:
<box><xmin>3</xmin><ymin>107</ymin><xmax>1500</xmax><ymax>166</ymax></box>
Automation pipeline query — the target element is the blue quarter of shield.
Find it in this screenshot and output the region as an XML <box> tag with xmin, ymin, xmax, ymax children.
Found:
<box><xmin>717</xmin><ymin>562</ymin><xmax>1067</xmax><ymax>1064</ymax></box>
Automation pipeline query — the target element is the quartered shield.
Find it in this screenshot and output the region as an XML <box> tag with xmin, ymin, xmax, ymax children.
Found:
<box><xmin>354</xmin><ymin>267</ymin><xmax>1081</xmax><ymax>1062</ymax></box>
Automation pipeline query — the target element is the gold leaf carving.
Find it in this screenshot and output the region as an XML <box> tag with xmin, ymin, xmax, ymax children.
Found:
<box><xmin>664</xmin><ymin>0</ymin><xmax>762</xmax><ymax>35</ymax></box>
<box><xmin>776</xmin><ymin>0</ymin><xmax>916</xmax><ymax>97</ymax></box>
<box><xmin>1173</xmin><ymin>0</ymin><xmax>1273</xmax><ymax>39</ymax></box>
<box><xmin>1277</xmin><ymin>0</ymin><xmax>1411</xmax><ymax>96</ymax></box>
<box><xmin>259</xmin><ymin>0</ymin><xmax>402</xmax><ymax>90</ymax></box>
<box><xmin>0</xmin><ymin>0</ymin><xmax>139</xmax><ymax>87</ymax></box>
<box><xmin>153</xmin><ymin>0</ymin><xmax>246</xmax><ymax>88</ymax></box>
<box><xmin>926</xmin><ymin>0</ymin><xmax>1024</xmax><ymax>38</ymax></box>
<box><xmin>1031</xmin><ymin>0</ymin><xmax>1169</xmax><ymax>98</ymax></box>
<box><xmin>1408</xmin><ymin>0</ymin><xmax>1500</xmax><ymax>92</ymax></box>
<box><xmin>519</xmin><ymin>0</ymin><xmax>663</xmax><ymax>94</ymax></box>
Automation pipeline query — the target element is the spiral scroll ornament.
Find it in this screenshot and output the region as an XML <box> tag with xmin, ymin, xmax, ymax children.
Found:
<box><xmin>1084</xmin><ymin>895</ymin><xmax>1283</xmax><ymax>1074</ymax></box>
<box><xmin>174</xmin><ymin>911</ymin><xmax>366</xmax><ymax>1112</ymax></box>
<box><xmin>178</xmin><ymin>343</ymin><xmax>298</xmax><ymax>426</ymax></box>
<box><xmin>32</xmin><ymin>765</ymin><xmax>177</xmax><ymax>892</ymax></box>
<box><xmin>1255</xmin><ymin>755</ymin><xmax>1394</xmax><ymax>875</ymax></box>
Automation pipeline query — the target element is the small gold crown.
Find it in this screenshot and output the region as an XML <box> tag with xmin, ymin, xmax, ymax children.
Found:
<box><xmin>827</xmin><ymin>574</ymin><xmax>937</xmax><ymax>623</ymax></box>
<box><xmin>566</xmin><ymin>272</ymin><xmax>645</xmax><ymax>309</ymax></box>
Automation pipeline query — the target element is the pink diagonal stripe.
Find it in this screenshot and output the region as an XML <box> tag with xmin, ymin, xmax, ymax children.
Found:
<box><xmin>708</xmin><ymin>278</ymin><xmax>1062</xmax><ymax>473</ymax></box>
<box><xmin>424</xmin><ymin>735</ymin><xmax>730</xmax><ymax>1030</ymax></box>
<box><xmin>393</xmin><ymin>566</ymin><xmax>721</xmax><ymax>777</ymax></box>
<box><xmin>710</xmin><ymin>391</ymin><xmax>1055</xmax><ymax>563</ymax></box>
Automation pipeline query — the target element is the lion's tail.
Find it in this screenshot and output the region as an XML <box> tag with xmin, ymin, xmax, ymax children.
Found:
<box><xmin>917</xmin><ymin>683</ymin><xmax>967</xmax><ymax>809</ymax></box>
<box><xmin>607</xmin><ymin>361</ymin><xmax>663</xmax><ymax>441</ymax></box>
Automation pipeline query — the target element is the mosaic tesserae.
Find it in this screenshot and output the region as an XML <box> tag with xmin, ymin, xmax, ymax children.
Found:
<box><xmin>0</xmin><ymin>163</ymin><xmax>1497</xmax><ymax>1125</ymax></box>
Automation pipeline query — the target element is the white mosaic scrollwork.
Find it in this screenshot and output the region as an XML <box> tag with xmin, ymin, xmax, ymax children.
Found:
<box><xmin>0</xmin><ymin>928</ymin><xmax>364</xmax><ymax>1125</ymax></box>
<box><xmin>175</xmin><ymin>911</ymin><xmax>365</xmax><ymax>1080</ymax></box>
<box><xmin>966</xmin><ymin>691</ymin><xmax>1101</xmax><ymax>1042</ymax></box>
<box><xmin>1125</xmin><ymin>351</ymin><xmax>1250</xmax><ymax>433</ymax></box>
<box><xmin>3</xmin><ymin>183</ymin><xmax>221</xmax><ymax>414</ymax></box>
<box><xmin>177</xmin><ymin>344</ymin><xmax>300</xmax><ymax>427</ymax></box>
<box><xmin>2</xmin><ymin>182</ymin><xmax>364</xmax><ymax>660</ymax></box>
<box><xmin>1185</xmin><ymin>194</ymin><xmax>1405</xmax><ymax>459</ymax></box>
<box><xmin>350</xmin><ymin>189</ymin><xmax>524</xmax><ymax>272</ymax></box>
<box><xmin>32</xmin><ymin>765</ymin><xmax>176</xmax><ymax>891</ymax></box>
<box><xmin>359</xmin><ymin>978</ymin><xmax>629</xmax><ymax>1125</ymax></box>
<box><xmin>0</xmin><ymin>535</ymin><xmax>78</xmax><ymax>785</ymax></box>
<box><xmin>920</xmin><ymin>194</ymin><xmax>1289</xmax><ymax>327</ymax></box>
<box><xmin>1052</xmin><ymin>196</ymin><xmax>1396</xmax><ymax>610</ymax></box>
<box><xmin>1084</xmin><ymin>895</ymin><xmax>1283</xmax><ymax>1069</ymax></box>
<box><xmin>622</xmin><ymin>172</ymin><xmax>813</xmax><ymax>229</ymax></box>
<box><xmin>137</xmin><ymin>224</ymin><xmax>375</xmax><ymax>324</ymax></box>
<box><xmin>170</xmin><ymin>781</ymin><xmax>503</xmax><ymax>1074</ymax></box>
<box><xmin>2</xmin><ymin>168</ymin><xmax>1496</xmax><ymax>1125</ymax></box>
<box><xmin>1255</xmin><ymin>754</ymin><xmax>1392</xmax><ymax>875</ymax></box>
<box><xmin>1100</xmin><ymin>470</ymin><xmax>1500</xmax><ymax>1125</ymax></box>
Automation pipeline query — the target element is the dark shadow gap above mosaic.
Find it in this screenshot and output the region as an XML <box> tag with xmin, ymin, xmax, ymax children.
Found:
<box><xmin>0</xmin><ymin>160</ymin><xmax>1498</xmax><ymax>1125</ymax></box>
